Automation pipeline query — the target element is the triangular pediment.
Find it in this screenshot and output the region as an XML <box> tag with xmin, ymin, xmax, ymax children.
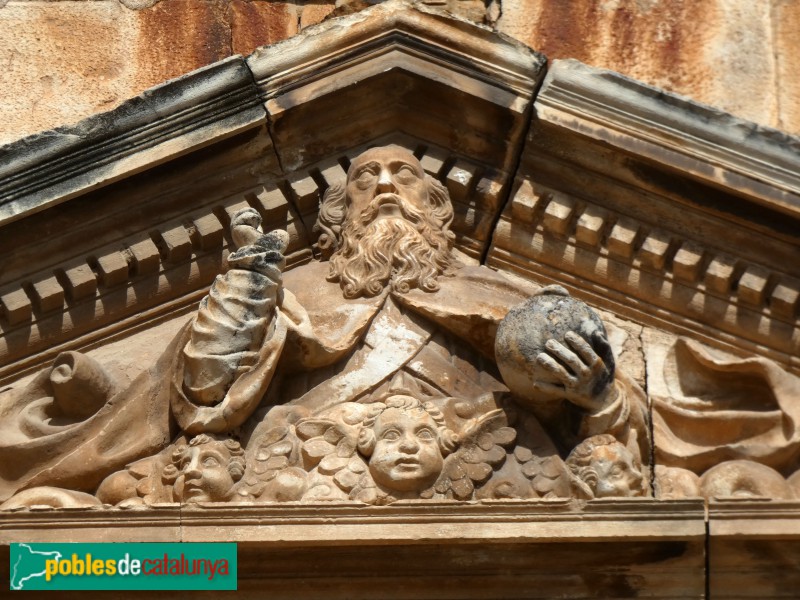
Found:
<box><xmin>2</xmin><ymin>1</ymin><xmax>800</xmax><ymax>594</ymax></box>
<box><xmin>0</xmin><ymin>1</ymin><xmax>797</xmax><ymax>384</ymax></box>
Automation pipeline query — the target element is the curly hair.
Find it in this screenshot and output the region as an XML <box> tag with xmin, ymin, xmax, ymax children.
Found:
<box><xmin>313</xmin><ymin>166</ymin><xmax>455</xmax><ymax>298</ymax></box>
<box><xmin>168</xmin><ymin>433</ymin><xmax>246</xmax><ymax>482</ymax></box>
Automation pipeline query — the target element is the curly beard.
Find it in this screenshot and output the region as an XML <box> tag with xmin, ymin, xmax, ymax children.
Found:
<box><xmin>327</xmin><ymin>196</ymin><xmax>452</xmax><ymax>299</ymax></box>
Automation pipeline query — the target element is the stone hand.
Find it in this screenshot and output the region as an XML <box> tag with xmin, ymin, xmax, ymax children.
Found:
<box><xmin>231</xmin><ymin>208</ymin><xmax>265</xmax><ymax>248</ymax></box>
<box><xmin>532</xmin><ymin>330</ymin><xmax>616</xmax><ymax>410</ymax></box>
<box><xmin>227</xmin><ymin>207</ymin><xmax>289</xmax><ymax>277</ymax></box>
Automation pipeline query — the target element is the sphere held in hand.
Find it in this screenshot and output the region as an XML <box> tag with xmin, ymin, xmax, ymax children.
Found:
<box><xmin>495</xmin><ymin>286</ymin><xmax>611</xmax><ymax>403</ymax></box>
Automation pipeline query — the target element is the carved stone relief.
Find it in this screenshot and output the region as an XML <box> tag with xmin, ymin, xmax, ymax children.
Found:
<box><xmin>650</xmin><ymin>334</ymin><xmax>800</xmax><ymax>501</ymax></box>
<box><xmin>1</xmin><ymin>144</ymin><xmax>798</xmax><ymax>510</ymax></box>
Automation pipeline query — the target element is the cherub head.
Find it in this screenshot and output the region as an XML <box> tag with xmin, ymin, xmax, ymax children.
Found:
<box><xmin>315</xmin><ymin>145</ymin><xmax>455</xmax><ymax>298</ymax></box>
<box><xmin>356</xmin><ymin>395</ymin><xmax>457</xmax><ymax>494</ymax></box>
<box><xmin>167</xmin><ymin>434</ymin><xmax>246</xmax><ymax>503</ymax></box>
<box><xmin>566</xmin><ymin>434</ymin><xmax>645</xmax><ymax>498</ymax></box>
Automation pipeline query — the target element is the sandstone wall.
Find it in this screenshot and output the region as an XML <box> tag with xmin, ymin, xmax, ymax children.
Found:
<box><xmin>0</xmin><ymin>0</ymin><xmax>797</xmax><ymax>145</ymax></box>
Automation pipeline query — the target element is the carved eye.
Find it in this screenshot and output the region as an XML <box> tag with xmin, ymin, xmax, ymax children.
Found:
<box><xmin>416</xmin><ymin>428</ymin><xmax>435</xmax><ymax>441</ymax></box>
<box><xmin>382</xmin><ymin>429</ymin><xmax>401</xmax><ymax>442</ymax></box>
<box><xmin>395</xmin><ymin>165</ymin><xmax>419</xmax><ymax>185</ymax></box>
<box><xmin>203</xmin><ymin>456</ymin><xmax>221</xmax><ymax>468</ymax></box>
<box><xmin>610</xmin><ymin>465</ymin><xmax>624</xmax><ymax>479</ymax></box>
<box><xmin>355</xmin><ymin>168</ymin><xmax>378</xmax><ymax>189</ymax></box>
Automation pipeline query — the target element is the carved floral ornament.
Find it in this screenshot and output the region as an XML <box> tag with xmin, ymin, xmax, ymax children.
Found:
<box><xmin>1</xmin><ymin>145</ymin><xmax>799</xmax><ymax>511</ymax></box>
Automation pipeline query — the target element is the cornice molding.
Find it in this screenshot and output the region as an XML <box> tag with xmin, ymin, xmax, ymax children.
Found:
<box><xmin>535</xmin><ymin>59</ymin><xmax>800</xmax><ymax>217</ymax></box>
<box><xmin>0</xmin><ymin>57</ymin><xmax>267</xmax><ymax>227</ymax></box>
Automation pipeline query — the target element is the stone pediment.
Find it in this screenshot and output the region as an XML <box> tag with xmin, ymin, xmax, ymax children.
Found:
<box><xmin>1</xmin><ymin>0</ymin><xmax>800</xmax><ymax>596</ymax></box>
<box><xmin>0</xmin><ymin>1</ymin><xmax>796</xmax><ymax>385</ymax></box>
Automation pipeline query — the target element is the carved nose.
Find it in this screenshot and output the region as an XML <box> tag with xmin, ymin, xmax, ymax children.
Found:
<box><xmin>184</xmin><ymin>459</ymin><xmax>202</xmax><ymax>478</ymax></box>
<box><xmin>376</xmin><ymin>170</ymin><xmax>395</xmax><ymax>194</ymax></box>
<box><xmin>398</xmin><ymin>435</ymin><xmax>419</xmax><ymax>453</ymax></box>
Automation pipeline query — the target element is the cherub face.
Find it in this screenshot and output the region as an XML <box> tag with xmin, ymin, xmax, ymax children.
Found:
<box><xmin>590</xmin><ymin>444</ymin><xmax>645</xmax><ymax>498</ymax></box>
<box><xmin>368</xmin><ymin>407</ymin><xmax>444</xmax><ymax>493</ymax></box>
<box><xmin>175</xmin><ymin>442</ymin><xmax>236</xmax><ymax>503</ymax></box>
<box><xmin>346</xmin><ymin>147</ymin><xmax>429</xmax><ymax>225</ymax></box>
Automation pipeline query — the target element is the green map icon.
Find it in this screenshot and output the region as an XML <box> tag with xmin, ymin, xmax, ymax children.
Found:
<box><xmin>10</xmin><ymin>543</ymin><xmax>63</xmax><ymax>590</ymax></box>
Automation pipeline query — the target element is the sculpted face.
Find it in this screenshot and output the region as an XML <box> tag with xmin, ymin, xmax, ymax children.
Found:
<box><xmin>590</xmin><ymin>444</ymin><xmax>645</xmax><ymax>498</ymax></box>
<box><xmin>175</xmin><ymin>441</ymin><xmax>236</xmax><ymax>503</ymax></box>
<box><xmin>368</xmin><ymin>406</ymin><xmax>445</xmax><ymax>493</ymax></box>
<box><xmin>346</xmin><ymin>146</ymin><xmax>429</xmax><ymax>224</ymax></box>
<box><xmin>317</xmin><ymin>145</ymin><xmax>454</xmax><ymax>298</ymax></box>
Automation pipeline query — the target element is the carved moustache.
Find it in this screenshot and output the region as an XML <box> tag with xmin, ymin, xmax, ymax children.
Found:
<box><xmin>355</xmin><ymin>193</ymin><xmax>427</xmax><ymax>229</ymax></box>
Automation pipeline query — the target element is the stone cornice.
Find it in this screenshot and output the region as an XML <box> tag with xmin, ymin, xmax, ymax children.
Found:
<box><xmin>0</xmin><ymin>499</ymin><xmax>705</xmax><ymax>544</ymax></box>
<box><xmin>535</xmin><ymin>59</ymin><xmax>800</xmax><ymax>217</ymax></box>
<box><xmin>247</xmin><ymin>0</ymin><xmax>543</xmax><ymax>98</ymax></box>
<box><xmin>0</xmin><ymin>57</ymin><xmax>267</xmax><ymax>227</ymax></box>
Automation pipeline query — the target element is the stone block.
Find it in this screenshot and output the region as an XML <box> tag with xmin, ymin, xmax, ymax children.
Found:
<box><xmin>61</xmin><ymin>261</ymin><xmax>98</xmax><ymax>301</ymax></box>
<box><xmin>775</xmin><ymin>0</ymin><xmax>800</xmax><ymax>133</ymax></box>
<box><xmin>420</xmin><ymin>147</ymin><xmax>448</xmax><ymax>177</ymax></box>
<box><xmin>126</xmin><ymin>237</ymin><xmax>162</xmax><ymax>275</ymax></box>
<box><xmin>499</xmin><ymin>1</ymin><xmax>786</xmax><ymax>133</ymax></box>
<box><xmin>316</xmin><ymin>159</ymin><xmax>347</xmax><ymax>189</ymax></box>
<box><xmin>157</xmin><ymin>225</ymin><xmax>193</xmax><ymax>263</ymax></box>
<box><xmin>672</xmin><ymin>241</ymin><xmax>705</xmax><ymax>283</ymax></box>
<box><xmin>287</xmin><ymin>174</ymin><xmax>320</xmax><ymax>214</ymax></box>
<box><xmin>299</xmin><ymin>3</ymin><xmax>336</xmax><ymax>30</ymax></box>
<box><xmin>230</xmin><ymin>1</ymin><xmax>298</xmax><ymax>57</ymax></box>
<box><xmin>95</xmin><ymin>250</ymin><xmax>129</xmax><ymax>287</ymax></box>
<box><xmin>770</xmin><ymin>278</ymin><xmax>800</xmax><ymax>320</ymax></box>
<box><xmin>705</xmin><ymin>254</ymin><xmax>738</xmax><ymax>295</ymax></box>
<box><xmin>607</xmin><ymin>218</ymin><xmax>639</xmax><ymax>259</ymax></box>
<box><xmin>252</xmin><ymin>187</ymin><xmax>291</xmax><ymax>224</ymax></box>
<box><xmin>737</xmin><ymin>264</ymin><xmax>771</xmax><ymax>307</ymax></box>
<box><xmin>30</xmin><ymin>275</ymin><xmax>65</xmax><ymax>313</ymax></box>
<box><xmin>638</xmin><ymin>230</ymin><xmax>672</xmax><ymax>271</ymax></box>
<box><xmin>0</xmin><ymin>2</ymin><xmax>136</xmax><ymax>146</ymax></box>
<box><xmin>446</xmin><ymin>160</ymin><xmax>480</xmax><ymax>203</ymax></box>
<box><xmin>223</xmin><ymin>200</ymin><xmax>253</xmax><ymax>227</ymax></box>
<box><xmin>190</xmin><ymin>213</ymin><xmax>225</xmax><ymax>250</ymax></box>
<box><xmin>475</xmin><ymin>176</ymin><xmax>504</xmax><ymax>211</ymax></box>
<box><xmin>541</xmin><ymin>192</ymin><xmax>575</xmax><ymax>237</ymax></box>
<box><xmin>575</xmin><ymin>205</ymin><xmax>606</xmax><ymax>247</ymax></box>
<box><xmin>509</xmin><ymin>179</ymin><xmax>544</xmax><ymax>223</ymax></box>
<box><xmin>0</xmin><ymin>286</ymin><xmax>32</xmax><ymax>325</ymax></box>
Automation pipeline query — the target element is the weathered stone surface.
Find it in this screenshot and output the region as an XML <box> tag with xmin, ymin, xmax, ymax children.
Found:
<box><xmin>774</xmin><ymin>0</ymin><xmax>800</xmax><ymax>132</ymax></box>
<box><xmin>0</xmin><ymin>55</ymin><xmax>266</xmax><ymax>225</ymax></box>
<box><xmin>0</xmin><ymin>2</ymin><xmax>137</xmax><ymax>146</ymax></box>
<box><xmin>0</xmin><ymin>0</ymin><xmax>301</xmax><ymax>146</ymax></box>
<box><xmin>496</xmin><ymin>0</ymin><xmax>794</xmax><ymax>134</ymax></box>
<box><xmin>1</xmin><ymin>0</ymin><xmax>799</xmax><ymax>148</ymax></box>
<box><xmin>230</xmin><ymin>0</ymin><xmax>299</xmax><ymax>56</ymax></box>
<box><xmin>708</xmin><ymin>501</ymin><xmax>800</xmax><ymax>599</ymax></box>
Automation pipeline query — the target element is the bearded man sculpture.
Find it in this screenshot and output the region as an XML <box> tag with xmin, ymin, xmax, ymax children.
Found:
<box><xmin>0</xmin><ymin>145</ymin><xmax>649</xmax><ymax>505</ymax></box>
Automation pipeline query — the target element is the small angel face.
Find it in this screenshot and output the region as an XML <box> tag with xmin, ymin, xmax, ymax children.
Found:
<box><xmin>175</xmin><ymin>442</ymin><xmax>236</xmax><ymax>503</ymax></box>
<box><xmin>368</xmin><ymin>407</ymin><xmax>444</xmax><ymax>493</ymax></box>
<box><xmin>590</xmin><ymin>444</ymin><xmax>645</xmax><ymax>498</ymax></box>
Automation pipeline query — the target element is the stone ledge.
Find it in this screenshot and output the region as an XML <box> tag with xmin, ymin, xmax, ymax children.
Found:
<box><xmin>535</xmin><ymin>58</ymin><xmax>800</xmax><ymax>217</ymax></box>
<box><xmin>0</xmin><ymin>56</ymin><xmax>267</xmax><ymax>227</ymax></box>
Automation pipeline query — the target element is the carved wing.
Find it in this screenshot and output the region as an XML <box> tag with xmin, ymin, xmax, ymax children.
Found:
<box><xmin>430</xmin><ymin>409</ymin><xmax>517</xmax><ymax>500</ymax></box>
<box><xmin>295</xmin><ymin>418</ymin><xmax>367</xmax><ymax>497</ymax></box>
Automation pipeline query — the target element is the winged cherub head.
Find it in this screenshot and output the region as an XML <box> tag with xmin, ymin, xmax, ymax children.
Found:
<box><xmin>357</xmin><ymin>395</ymin><xmax>457</xmax><ymax>495</ymax></box>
